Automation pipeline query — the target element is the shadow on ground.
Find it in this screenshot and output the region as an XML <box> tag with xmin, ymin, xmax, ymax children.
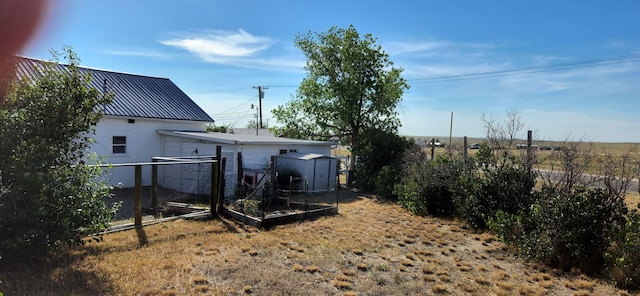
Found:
<box><xmin>0</xmin><ymin>251</ymin><xmax>116</xmax><ymax>295</ymax></box>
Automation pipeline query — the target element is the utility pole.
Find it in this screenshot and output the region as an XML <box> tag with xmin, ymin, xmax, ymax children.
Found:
<box><xmin>253</xmin><ymin>86</ymin><xmax>268</xmax><ymax>128</ymax></box>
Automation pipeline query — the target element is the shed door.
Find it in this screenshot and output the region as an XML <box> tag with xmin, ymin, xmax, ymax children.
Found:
<box><xmin>313</xmin><ymin>158</ymin><xmax>332</xmax><ymax>192</ymax></box>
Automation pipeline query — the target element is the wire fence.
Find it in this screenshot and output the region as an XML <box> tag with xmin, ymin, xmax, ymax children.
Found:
<box><xmin>100</xmin><ymin>155</ymin><xmax>341</xmax><ymax>227</ymax></box>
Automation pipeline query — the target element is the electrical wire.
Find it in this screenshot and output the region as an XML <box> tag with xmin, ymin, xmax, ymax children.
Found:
<box><xmin>408</xmin><ymin>53</ymin><xmax>640</xmax><ymax>84</ymax></box>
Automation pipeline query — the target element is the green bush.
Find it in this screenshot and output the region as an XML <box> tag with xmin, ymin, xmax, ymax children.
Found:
<box><xmin>375</xmin><ymin>164</ymin><xmax>400</xmax><ymax>199</ymax></box>
<box><xmin>0</xmin><ymin>48</ymin><xmax>118</xmax><ymax>261</ymax></box>
<box><xmin>606</xmin><ymin>206</ymin><xmax>640</xmax><ymax>289</ymax></box>
<box><xmin>454</xmin><ymin>165</ymin><xmax>536</xmax><ymax>229</ymax></box>
<box><xmin>518</xmin><ymin>187</ymin><xmax>626</xmax><ymax>272</ymax></box>
<box><xmin>353</xmin><ymin>129</ymin><xmax>409</xmax><ymax>193</ymax></box>
<box><xmin>395</xmin><ymin>151</ymin><xmax>463</xmax><ymax>217</ymax></box>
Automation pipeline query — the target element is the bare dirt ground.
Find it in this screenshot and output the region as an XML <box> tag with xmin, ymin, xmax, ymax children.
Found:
<box><xmin>2</xmin><ymin>189</ymin><xmax>636</xmax><ymax>295</ymax></box>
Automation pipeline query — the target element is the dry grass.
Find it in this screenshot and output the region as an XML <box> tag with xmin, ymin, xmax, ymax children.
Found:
<box><xmin>0</xmin><ymin>190</ymin><xmax>635</xmax><ymax>295</ymax></box>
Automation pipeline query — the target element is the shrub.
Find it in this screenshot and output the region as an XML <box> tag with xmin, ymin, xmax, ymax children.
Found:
<box><xmin>395</xmin><ymin>149</ymin><xmax>463</xmax><ymax>217</ymax></box>
<box><xmin>606</xmin><ymin>205</ymin><xmax>640</xmax><ymax>289</ymax></box>
<box><xmin>519</xmin><ymin>187</ymin><xmax>626</xmax><ymax>272</ymax></box>
<box><xmin>375</xmin><ymin>164</ymin><xmax>400</xmax><ymax>199</ymax></box>
<box><xmin>454</xmin><ymin>165</ymin><xmax>536</xmax><ymax>229</ymax></box>
<box><xmin>0</xmin><ymin>48</ymin><xmax>118</xmax><ymax>261</ymax></box>
<box><xmin>353</xmin><ymin>129</ymin><xmax>409</xmax><ymax>193</ymax></box>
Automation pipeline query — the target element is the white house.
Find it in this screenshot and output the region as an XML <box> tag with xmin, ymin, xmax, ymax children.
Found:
<box><xmin>15</xmin><ymin>57</ymin><xmax>337</xmax><ymax>196</ymax></box>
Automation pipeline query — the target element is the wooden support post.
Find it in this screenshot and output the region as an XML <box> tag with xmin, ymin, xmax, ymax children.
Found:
<box><xmin>336</xmin><ymin>177</ymin><xmax>339</xmax><ymax>210</ymax></box>
<box><xmin>526</xmin><ymin>130</ymin><xmax>533</xmax><ymax>170</ymax></box>
<box><xmin>134</xmin><ymin>165</ymin><xmax>142</xmax><ymax>226</ymax></box>
<box><xmin>217</xmin><ymin>157</ymin><xmax>227</xmax><ymax>211</ymax></box>
<box><xmin>288</xmin><ymin>175</ymin><xmax>292</xmax><ymax>208</ymax></box>
<box><xmin>431</xmin><ymin>138</ymin><xmax>435</xmax><ymax>160</ymax></box>
<box><xmin>270</xmin><ymin>156</ymin><xmax>276</xmax><ymax>201</ymax></box>
<box><xmin>211</xmin><ymin>146</ymin><xmax>221</xmax><ymax>215</ymax></box>
<box><xmin>463</xmin><ymin>136</ymin><xmax>468</xmax><ymax>172</ymax></box>
<box><xmin>151</xmin><ymin>158</ymin><xmax>158</xmax><ymax>211</ymax></box>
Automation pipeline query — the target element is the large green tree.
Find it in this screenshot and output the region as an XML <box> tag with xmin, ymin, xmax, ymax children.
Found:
<box><xmin>0</xmin><ymin>47</ymin><xmax>118</xmax><ymax>261</ymax></box>
<box><xmin>272</xmin><ymin>25</ymin><xmax>409</xmax><ymax>181</ymax></box>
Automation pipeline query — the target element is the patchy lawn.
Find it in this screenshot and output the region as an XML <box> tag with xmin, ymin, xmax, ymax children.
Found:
<box><xmin>1</xmin><ymin>190</ymin><xmax>636</xmax><ymax>295</ymax></box>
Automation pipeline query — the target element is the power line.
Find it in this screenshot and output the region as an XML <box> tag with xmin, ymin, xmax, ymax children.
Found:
<box><xmin>408</xmin><ymin>53</ymin><xmax>640</xmax><ymax>84</ymax></box>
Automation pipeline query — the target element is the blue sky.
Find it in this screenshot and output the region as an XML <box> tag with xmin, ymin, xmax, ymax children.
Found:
<box><xmin>22</xmin><ymin>0</ymin><xmax>640</xmax><ymax>142</ymax></box>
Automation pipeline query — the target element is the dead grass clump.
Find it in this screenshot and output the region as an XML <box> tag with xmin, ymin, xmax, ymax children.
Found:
<box><xmin>342</xmin><ymin>291</ymin><xmax>357</xmax><ymax>296</ymax></box>
<box><xmin>333</xmin><ymin>280</ymin><xmax>352</xmax><ymax>290</ymax></box>
<box><xmin>403</xmin><ymin>238</ymin><xmax>416</xmax><ymax>244</ymax></box>
<box><xmin>248</xmin><ymin>249</ymin><xmax>258</xmax><ymax>256</ymax></box>
<box><xmin>517</xmin><ymin>285</ymin><xmax>545</xmax><ymax>296</ymax></box>
<box><xmin>242</xmin><ymin>285</ymin><xmax>252</xmax><ymax>294</ymax></box>
<box><xmin>563</xmin><ymin>279</ymin><xmax>596</xmax><ymax>291</ymax></box>
<box><xmin>421</xmin><ymin>264</ymin><xmax>437</xmax><ymax>274</ymax></box>
<box><xmin>342</xmin><ymin>269</ymin><xmax>357</xmax><ymax>276</ymax></box>
<box><xmin>335</xmin><ymin>274</ymin><xmax>352</xmax><ymax>282</ymax></box>
<box><xmin>529</xmin><ymin>272</ymin><xmax>552</xmax><ymax>283</ymax></box>
<box><xmin>193</xmin><ymin>285</ymin><xmax>209</xmax><ymax>293</ymax></box>
<box><xmin>400</xmin><ymin>259</ymin><xmax>413</xmax><ymax>267</ymax></box>
<box><xmin>458</xmin><ymin>282</ymin><xmax>477</xmax><ymax>293</ymax></box>
<box><xmin>352</xmin><ymin>249</ymin><xmax>364</xmax><ymax>255</ymax></box>
<box><xmin>356</xmin><ymin>263</ymin><xmax>369</xmax><ymax>271</ymax></box>
<box><xmin>293</xmin><ymin>263</ymin><xmax>304</xmax><ymax>272</ymax></box>
<box><xmin>304</xmin><ymin>265</ymin><xmax>321</xmax><ymax>273</ymax></box>
<box><xmin>459</xmin><ymin>265</ymin><xmax>473</xmax><ymax>272</ymax></box>
<box><xmin>475</xmin><ymin>276</ymin><xmax>492</xmax><ymax>286</ymax></box>
<box><xmin>439</xmin><ymin>275</ymin><xmax>453</xmax><ymax>282</ymax></box>
<box><xmin>422</xmin><ymin>275</ymin><xmax>437</xmax><ymax>282</ymax></box>
<box><xmin>431</xmin><ymin>284</ymin><xmax>450</xmax><ymax>294</ymax></box>
<box><xmin>493</xmin><ymin>271</ymin><xmax>511</xmax><ymax>281</ymax></box>
<box><xmin>496</xmin><ymin>280</ymin><xmax>515</xmax><ymax>291</ymax></box>
<box><xmin>192</xmin><ymin>277</ymin><xmax>209</xmax><ymax>285</ymax></box>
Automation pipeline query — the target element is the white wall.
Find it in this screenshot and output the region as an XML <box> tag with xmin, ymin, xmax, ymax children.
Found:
<box><xmin>92</xmin><ymin>116</ymin><xmax>207</xmax><ymax>187</ymax></box>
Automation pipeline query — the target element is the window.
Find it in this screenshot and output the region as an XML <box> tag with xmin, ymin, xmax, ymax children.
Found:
<box><xmin>279</xmin><ymin>149</ymin><xmax>287</xmax><ymax>154</ymax></box>
<box><xmin>289</xmin><ymin>149</ymin><xmax>297</xmax><ymax>153</ymax></box>
<box><xmin>112</xmin><ymin>136</ymin><xmax>127</xmax><ymax>154</ymax></box>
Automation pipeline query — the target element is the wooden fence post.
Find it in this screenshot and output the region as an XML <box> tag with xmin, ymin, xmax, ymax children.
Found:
<box><xmin>211</xmin><ymin>146</ymin><xmax>221</xmax><ymax>215</ymax></box>
<box><xmin>134</xmin><ymin>164</ymin><xmax>142</xmax><ymax>226</ymax></box>
<box><xmin>217</xmin><ymin>157</ymin><xmax>227</xmax><ymax>211</ymax></box>
<box><xmin>151</xmin><ymin>158</ymin><xmax>158</xmax><ymax>211</ymax></box>
<box><xmin>463</xmin><ymin>136</ymin><xmax>468</xmax><ymax>171</ymax></box>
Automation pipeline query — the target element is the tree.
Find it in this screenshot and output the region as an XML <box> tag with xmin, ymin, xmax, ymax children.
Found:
<box><xmin>0</xmin><ymin>47</ymin><xmax>118</xmax><ymax>261</ymax></box>
<box><xmin>246</xmin><ymin>119</ymin><xmax>268</xmax><ymax>129</ymax></box>
<box><xmin>272</xmin><ymin>25</ymin><xmax>409</xmax><ymax>183</ymax></box>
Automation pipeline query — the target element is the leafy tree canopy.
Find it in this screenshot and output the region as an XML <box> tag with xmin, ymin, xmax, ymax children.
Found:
<box><xmin>272</xmin><ymin>25</ymin><xmax>409</xmax><ymax>175</ymax></box>
<box><xmin>0</xmin><ymin>47</ymin><xmax>118</xmax><ymax>261</ymax></box>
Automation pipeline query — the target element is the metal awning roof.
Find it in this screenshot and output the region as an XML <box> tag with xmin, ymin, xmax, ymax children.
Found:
<box><xmin>157</xmin><ymin>130</ymin><xmax>333</xmax><ymax>146</ymax></box>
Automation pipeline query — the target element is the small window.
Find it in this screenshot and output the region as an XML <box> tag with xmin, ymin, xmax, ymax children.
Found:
<box><xmin>112</xmin><ymin>136</ymin><xmax>127</xmax><ymax>154</ymax></box>
<box><xmin>279</xmin><ymin>149</ymin><xmax>287</xmax><ymax>154</ymax></box>
<box><xmin>289</xmin><ymin>149</ymin><xmax>297</xmax><ymax>153</ymax></box>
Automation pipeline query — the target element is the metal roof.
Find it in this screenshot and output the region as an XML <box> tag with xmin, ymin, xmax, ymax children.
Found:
<box><xmin>12</xmin><ymin>57</ymin><xmax>214</xmax><ymax>122</ymax></box>
<box><xmin>157</xmin><ymin>130</ymin><xmax>333</xmax><ymax>146</ymax></box>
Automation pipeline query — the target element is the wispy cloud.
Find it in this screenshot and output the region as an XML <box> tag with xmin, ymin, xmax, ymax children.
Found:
<box><xmin>386</xmin><ymin>40</ymin><xmax>494</xmax><ymax>56</ymax></box>
<box><xmin>161</xmin><ymin>29</ymin><xmax>273</xmax><ymax>62</ymax></box>
<box><xmin>102</xmin><ymin>49</ymin><xmax>173</xmax><ymax>59</ymax></box>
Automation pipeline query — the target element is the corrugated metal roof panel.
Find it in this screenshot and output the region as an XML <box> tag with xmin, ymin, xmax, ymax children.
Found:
<box><xmin>12</xmin><ymin>57</ymin><xmax>214</xmax><ymax>122</ymax></box>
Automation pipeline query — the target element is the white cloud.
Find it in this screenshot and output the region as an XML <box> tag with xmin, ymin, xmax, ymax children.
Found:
<box><xmin>161</xmin><ymin>29</ymin><xmax>273</xmax><ymax>62</ymax></box>
<box><xmin>159</xmin><ymin>29</ymin><xmax>306</xmax><ymax>72</ymax></box>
